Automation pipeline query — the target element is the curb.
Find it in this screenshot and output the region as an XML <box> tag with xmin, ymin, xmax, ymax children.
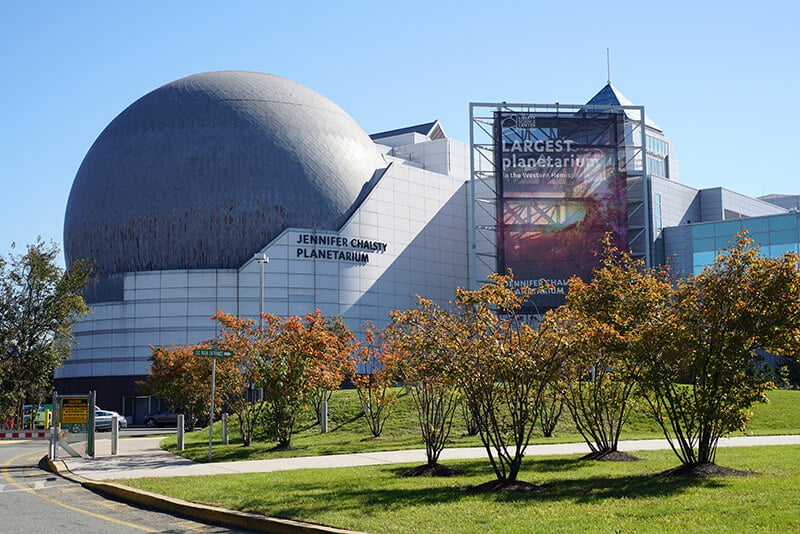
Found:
<box><xmin>41</xmin><ymin>455</ymin><xmax>365</xmax><ymax>534</ymax></box>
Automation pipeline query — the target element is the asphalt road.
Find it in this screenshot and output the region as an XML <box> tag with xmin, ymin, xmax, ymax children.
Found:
<box><xmin>0</xmin><ymin>440</ymin><xmax>251</xmax><ymax>533</ymax></box>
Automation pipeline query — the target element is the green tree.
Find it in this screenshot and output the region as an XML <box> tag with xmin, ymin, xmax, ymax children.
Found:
<box><xmin>138</xmin><ymin>344</ymin><xmax>222</xmax><ymax>430</ymax></box>
<box><xmin>550</xmin><ymin>239</ymin><xmax>673</xmax><ymax>457</ymax></box>
<box><xmin>211</xmin><ymin>311</ymin><xmax>269</xmax><ymax>446</ymax></box>
<box><xmin>446</xmin><ymin>273</ymin><xmax>566</xmax><ymax>486</ymax></box>
<box><xmin>0</xmin><ymin>239</ymin><xmax>90</xmax><ymax>426</ymax></box>
<box><xmin>389</xmin><ymin>302</ymin><xmax>462</xmax><ymax>470</ymax></box>
<box><xmin>349</xmin><ymin>322</ymin><xmax>398</xmax><ymax>438</ymax></box>
<box><xmin>258</xmin><ymin>310</ymin><xmax>354</xmax><ymax>450</ymax></box>
<box><xmin>536</xmin><ymin>382</ymin><xmax>566</xmax><ymax>438</ymax></box>
<box><xmin>640</xmin><ymin>233</ymin><xmax>800</xmax><ymax>467</ymax></box>
<box><xmin>309</xmin><ymin>314</ymin><xmax>356</xmax><ymax>428</ymax></box>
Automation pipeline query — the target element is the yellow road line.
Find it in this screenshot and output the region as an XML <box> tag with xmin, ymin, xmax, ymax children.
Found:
<box><xmin>2</xmin><ymin>451</ymin><xmax>157</xmax><ymax>533</ymax></box>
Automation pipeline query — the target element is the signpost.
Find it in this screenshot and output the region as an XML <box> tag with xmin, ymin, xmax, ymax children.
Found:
<box><xmin>193</xmin><ymin>348</ymin><xmax>233</xmax><ymax>461</ymax></box>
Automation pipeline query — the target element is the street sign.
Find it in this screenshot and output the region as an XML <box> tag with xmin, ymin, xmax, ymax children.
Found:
<box><xmin>193</xmin><ymin>349</ymin><xmax>233</xmax><ymax>358</ymax></box>
<box><xmin>191</xmin><ymin>348</ymin><xmax>233</xmax><ymax>461</ymax></box>
<box><xmin>61</xmin><ymin>397</ymin><xmax>89</xmax><ymax>424</ymax></box>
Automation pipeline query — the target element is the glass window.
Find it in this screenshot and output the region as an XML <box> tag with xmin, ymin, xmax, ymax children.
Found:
<box><xmin>647</xmin><ymin>156</ymin><xmax>666</xmax><ymax>178</ymax></box>
<box><xmin>743</xmin><ymin>217</ymin><xmax>769</xmax><ymax>233</ymax></box>
<box><xmin>645</xmin><ymin>135</ymin><xmax>668</xmax><ymax>155</ymax></box>
<box><xmin>692</xmin><ymin>224</ymin><xmax>715</xmax><ymax>239</ymax></box>
<box><xmin>715</xmin><ymin>236</ymin><xmax>737</xmax><ymax>250</ymax></box>
<box><xmin>715</xmin><ymin>220</ymin><xmax>742</xmax><ymax>236</ymax></box>
<box><xmin>770</xmin><ymin>229</ymin><xmax>797</xmax><ymax>245</ymax></box>
<box><xmin>769</xmin><ymin>243</ymin><xmax>798</xmax><ymax>257</ymax></box>
<box><xmin>693</xmin><ymin>237</ymin><xmax>715</xmax><ymax>251</ymax></box>
<box><xmin>693</xmin><ymin>250</ymin><xmax>716</xmax><ymax>268</ymax></box>
<box><xmin>769</xmin><ymin>214</ymin><xmax>798</xmax><ymax>231</ymax></box>
<box><xmin>654</xmin><ymin>193</ymin><xmax>662</xmax><ymax>230</ymax></box>
<box><xmin>749</xmin><ymin>232</ymin><xmax>770</xmax><ymax>246</ymax></box>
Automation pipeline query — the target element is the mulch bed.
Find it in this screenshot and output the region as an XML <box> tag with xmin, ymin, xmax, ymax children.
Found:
<box><xmin>654</xmin><ymin>463</ymin><xmax>753</xmax><ymax>478</ymax></box>
<box><xmin>580</xmin><ymin>450</ymin><xmax>643</xmax><ymax>462</ymax></box>
<box><xmin>464</xmin><ymin>479</ymin><xmax>545</xmax><ymax>493</ymax></box>
<box><xmin>397</xmin><ymin>464</ymin><xmax>463</xmax><ymax>477</ymax></box>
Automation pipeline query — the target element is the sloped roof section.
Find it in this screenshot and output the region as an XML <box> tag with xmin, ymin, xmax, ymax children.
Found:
<box><xmin>586</xmin><ymin>83</ymin><xmax>661</xmax><ymax>131</ymax></box>
<box><xmin>370</xmin><ymin>120</ymin><xmax>446</xmax><ymax>141</ymax></box>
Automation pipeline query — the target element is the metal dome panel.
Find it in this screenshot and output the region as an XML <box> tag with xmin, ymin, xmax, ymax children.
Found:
<box><xmin>64</xmin><ymin>71</ymin><xmax>383</xmax><ymax>273</ymax></box>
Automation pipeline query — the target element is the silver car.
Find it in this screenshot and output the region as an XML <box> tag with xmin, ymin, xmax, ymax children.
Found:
<box><xmin>94</xmin><ymin>409</ymin><xmax>127</xmax><ymax>431</ymax></box>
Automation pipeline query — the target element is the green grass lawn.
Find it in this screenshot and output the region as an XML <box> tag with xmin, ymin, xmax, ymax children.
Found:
<box><xmin>163</xmin><ymin>388</ymin><xmax>800</xmax><ymax>462</ymax></box>
<box><xmin>122</xmin><ymin>444</ymin><xmax>800</xmax><ymax>533</ymax></box>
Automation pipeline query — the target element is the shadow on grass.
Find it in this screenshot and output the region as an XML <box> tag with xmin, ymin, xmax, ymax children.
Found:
<box><xmin>524</xmin><ymin>457</ymin><xmax>582</xmax><ymax>473</ymax></box>
<box><xmin>236</xmin><ymin>466</ymin><xmax>726</xmax><ymax>520</ymax></box>
<box><xmin>491</xmin><ymin>473</ymin><xmax>725</xmax><ymax>504</ymax></box>
<box><xmin>171</xmin><ymin>440</ymin><xmax>300</xmax><ymax>462</ymax></box>
<box><xmin>328</xmin><ymin>412</ymin><xmax>365</xmax><ymax>432</ymax></box>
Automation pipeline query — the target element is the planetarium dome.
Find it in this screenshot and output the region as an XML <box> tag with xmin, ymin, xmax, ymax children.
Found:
<box><xmin>64</xmin><ymin>71</ymin><xmax>384</xmax><ymax>275</ymax></box>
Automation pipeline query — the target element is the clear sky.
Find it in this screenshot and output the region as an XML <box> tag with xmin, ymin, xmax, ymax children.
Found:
<box><xmin>2</xmin><ymin>1</ymin><xmax>798</xmax><ymax>265</ymax></box>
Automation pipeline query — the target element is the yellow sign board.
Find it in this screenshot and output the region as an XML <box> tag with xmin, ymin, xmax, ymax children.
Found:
<box><xmin>61</xmin><ymin>397</ymin><xmax>89</xmax><ymax>424</ymax></box>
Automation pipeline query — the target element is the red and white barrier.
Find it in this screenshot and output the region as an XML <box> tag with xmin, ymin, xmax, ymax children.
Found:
<box><xmin>0</xmin><ymin>430</ymin><xmax>49</xmax><ymax>440</ymax></box>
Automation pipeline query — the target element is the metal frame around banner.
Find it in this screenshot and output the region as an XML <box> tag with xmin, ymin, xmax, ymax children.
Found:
<box><xmin>49</xmin><ymin>391</ymin><xmax>95</xmax><ymax>459</ymax></box>
<box><xmin>468</xmin><ymin>102</ymin><xmax>651</xmax><ymax>299</ymax></box>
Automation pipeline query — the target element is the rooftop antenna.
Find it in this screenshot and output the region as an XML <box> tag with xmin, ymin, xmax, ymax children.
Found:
<box><xmin>606</xmin><ymin>48</ymin><xmax>611</xmax><ymax>85</ymax></box>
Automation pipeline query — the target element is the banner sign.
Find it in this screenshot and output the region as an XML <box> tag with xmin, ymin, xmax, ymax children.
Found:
<box><xmin>495</xmin><ymin>110</ymin><xmax>628</xmax><ymax>311</ymax></box>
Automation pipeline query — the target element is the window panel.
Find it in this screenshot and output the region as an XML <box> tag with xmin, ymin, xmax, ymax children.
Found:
<box><xmin>769</xmin><ymin>214</ymin><xmax>798</xmax><ymax>231</ymax></box>
<box><xmin>769</xmin><ymin>243</ymin><xmax>798</xmax><ymax>257</ymax></box>
<box><xmin>749</xmin><ymin>232</ymin><xmax>769</xmax><ymax>245</ymax></box>
<box><xmin>692</xmin><ymin>224</ymin><xmax>715</xmax><ymax>239</ymax></box>
<box><xmin>693</xmin><ymin>237</ymin><xmax>715</xmax><ymax>251</ymax></box>
<box><xmin>770</xmin><ymin>229</ymin><xmax>797</xmax><ymax>245</ymax></box>
<box><xmin>715</xmin><ymin>236</ymin><xmax>736</xmax><ymax>249</ymax></box>
<box><xmin>715</xmin><ymin>220</ymin><xmax>742</xmax><ymax>236</ymax></box>
<box><xmin>693</xmin><ymin>250</ymin><xmax>716</xmax><ymax>267</ymax></box>
<box><xmin>743</xmin><ymin>218</ymin><xmax>769</xmax><ymax>233</ymax></box>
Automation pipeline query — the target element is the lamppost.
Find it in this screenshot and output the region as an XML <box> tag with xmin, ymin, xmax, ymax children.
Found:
<box><xmin>253</xmin><ymin>253</ymin><xmax>269</xmax><ymax>405</ymax></box>
<box><xmin>254</xmin><ymin>253</ymin><xmax>269</xmax><ymax>327</ymax></box>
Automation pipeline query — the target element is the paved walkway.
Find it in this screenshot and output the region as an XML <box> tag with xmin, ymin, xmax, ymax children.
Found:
<box><xmin>60</xmin><ymin>434</ymin><xmax>800</xmax><ymax>481</ymax></box>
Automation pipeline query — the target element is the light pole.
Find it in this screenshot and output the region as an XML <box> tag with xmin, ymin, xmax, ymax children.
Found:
<box><xmin>254</xmin><ymin>253</ymin><xmax>269</xmax><ymax>328</ymax></box>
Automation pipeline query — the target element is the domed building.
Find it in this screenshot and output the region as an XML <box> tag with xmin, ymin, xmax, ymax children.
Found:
<box><xmin>69</xmin><ymin>74</ymin><xmax>795</xmax><ymax>420</ymax></box>
<box><xmin>65</xmin><ymin>71</ymin><xmax>386</xmax><ymax>275</ymax></box>
<box><xmin>59</xmin><ymin>71</ymin><xmax>471</xmax><ymax>418</ymax></box>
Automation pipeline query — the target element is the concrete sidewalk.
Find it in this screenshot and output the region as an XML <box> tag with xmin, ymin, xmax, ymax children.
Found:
<box><xmin>60</xmin><ymin>434</ymin><xmax>800</xmax><ymax>481</ymax></box>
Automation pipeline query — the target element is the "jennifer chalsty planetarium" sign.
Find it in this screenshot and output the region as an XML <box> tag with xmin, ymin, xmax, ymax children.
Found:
<box><xmin>294</xmin><ymin>232</ymin><xmax>388</xmax><ymax>263</ymax></box>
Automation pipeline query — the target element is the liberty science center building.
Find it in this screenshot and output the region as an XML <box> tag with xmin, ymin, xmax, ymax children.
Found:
<box><xmin>59</xmin><ymin>71</ymin><xmax>800</xmax><ymax>421</ymax></box>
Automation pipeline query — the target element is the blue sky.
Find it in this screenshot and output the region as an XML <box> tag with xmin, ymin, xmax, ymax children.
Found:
<box><xmin>2</xmin><ymin>1</ymin><xmax>798</xmax><ymax>265</ymax></box>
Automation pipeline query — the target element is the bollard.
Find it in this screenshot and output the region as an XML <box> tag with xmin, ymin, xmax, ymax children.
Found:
<box><xmin>222</xmin><ymin>413</ymin><xmax>229</xmax><ymax>445</ymax></box>
<box><xmin>49</xmin><ymin>426</ymin><xmax>57</xmax><ymax>460</ymax></box>
<box><xmin>111</xmin><ymin>415</ymin><xmax>119</xmax><ymax>455</ymax></box>
<box><xmin>320</xmin><ymin>401</ymin><xmax>328</xmax><ymax>433</ymax></box>
<box><xmin>177</xmin><ymin>415</ymin><xmax>184</xmax><ymax>451</ymax></box>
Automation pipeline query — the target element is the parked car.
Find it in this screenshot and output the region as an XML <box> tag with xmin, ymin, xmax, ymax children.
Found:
<box><xmin>33</xmin><ymin>404</ymin><xmax>53</xmax><ymax>429</ymax></box>
<box><xmin>23</xmin><ymin>404</ymin><xmax>33</xmax><ymax>425</ymax></box>
<box><xmin>94</xmin><ymin>408</ymin><xmax>127</xmax><ymax>431</ymax></box>
<box><xmin>144</xmin><ymin>409</ymin><xmax>190</xmax><ymax>428</ymax></box>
